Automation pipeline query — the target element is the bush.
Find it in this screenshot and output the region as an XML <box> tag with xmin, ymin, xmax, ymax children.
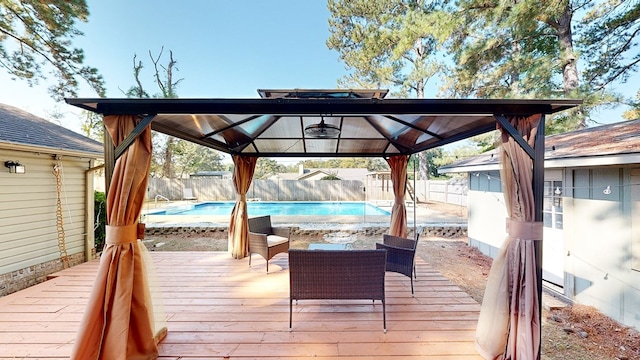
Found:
<box><xmin>321</xmin><ymin>174</ymin><xmax>340</xmax><ymax>180</ymax></box>
<box><xmin>94</xmin><ymin>191</ymin><xmax>107</xmax><ymax>250</ymax></box>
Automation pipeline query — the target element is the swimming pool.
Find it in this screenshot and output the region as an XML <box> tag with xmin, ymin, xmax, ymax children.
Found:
<box><xmin>150</xmin><ymin>201</ymin><xmax>390</xmax><ymax>216</ymax></box>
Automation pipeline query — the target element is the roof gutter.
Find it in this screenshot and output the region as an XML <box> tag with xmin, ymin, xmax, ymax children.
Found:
<box><xmin>439</xmin><ymin>152</ymin><xmax>640</xmax><ymax>174</ymax></box>
<box><xmin>0</xmin><ymin>141</ymin><xmax>103</xmax><ymax>159</ymax></box>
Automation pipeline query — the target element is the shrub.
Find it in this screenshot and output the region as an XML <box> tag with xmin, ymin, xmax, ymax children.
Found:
<box><xmin>94</xmin><ymin>191</ymin><xmax>107</xmax><ymax>250</ymax></box>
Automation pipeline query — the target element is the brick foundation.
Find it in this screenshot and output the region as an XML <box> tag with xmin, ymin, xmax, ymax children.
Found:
<box><xmin>0</xmin><ymin>252</ymin><xmax>85</xmax><ymax>297</ymax></box>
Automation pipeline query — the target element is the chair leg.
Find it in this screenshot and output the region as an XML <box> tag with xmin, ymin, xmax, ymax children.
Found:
<box><xmin>248</xmin><ymin>253</ymin><xmax>252</xmax><ymax>267</ymax></box>
<box><xmin>382</xmin><ymin>299</ymin><xmax>387</xmax><ymax>333</ymax></box>
<box><xmin>266</xmin><ymin>259</ymin><xmax>269</xmax><ymax>273</ymax></box>
<box><xmin>289</xmin><ymin>299</ymin><xmax>293</xmax><ymax>331</ymax></box>
<box><xmin>410</xmin><ymin>275</ymin><xmax>414</xmax><ymax>296</ymax></box>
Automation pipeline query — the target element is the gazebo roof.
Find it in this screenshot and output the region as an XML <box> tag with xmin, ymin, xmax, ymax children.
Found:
<box><xmin>66</xmin><ymin>90</ymin><xmax>581</xmax><ymax>158</ymax></box>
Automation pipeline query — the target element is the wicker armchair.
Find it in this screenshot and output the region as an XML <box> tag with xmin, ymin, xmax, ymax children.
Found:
<box><xmin>248</xmin><ymin>215</ymin><xmax>290</xmax><ymax>273</ymax></box>
<box><xmin>375</xmin><ymin>227</ymin><xmax>422</xmax><ymax>295</ymax></box>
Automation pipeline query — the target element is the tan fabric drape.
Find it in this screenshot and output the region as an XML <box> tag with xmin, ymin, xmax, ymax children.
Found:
<box><xmin>71</xmin><ymin>115</ymin><xmax>166</xmax><ymax>360</ymax></box>
<box><xmin>475</xmin><ymin>114</ymin><xmax>542</xmax><ymax>360</ymax></box>
<box><xmin>228</xmin><ymin>155</ymin><xmax>258</xmax><ymax>259</ymax></box>
<box><xmin>386</xmin><ymin>155</ymin><xmax>409</xmax><ymax>238</ymax></box>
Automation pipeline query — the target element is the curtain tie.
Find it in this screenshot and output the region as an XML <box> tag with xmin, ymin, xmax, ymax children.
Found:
<box><xmin>238</xmin><ymin>194</ymin><xmax>247</xmax><ymax>201</ymax></box>
<box><xmin>106</xmin><ymin>224</ymin><xmax>139</xmax><ymax>245</ymax></box>
<box><xmin>506</xmin><ymin>219</ymin><xmax>543</xmax><ymax>240</ymax></box>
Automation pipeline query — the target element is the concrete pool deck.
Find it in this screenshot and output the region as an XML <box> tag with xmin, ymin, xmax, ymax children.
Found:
<box><xmin>141</xmin><ymin>200</ymin><xmax>468</xmax><ymax>233</ymax></box>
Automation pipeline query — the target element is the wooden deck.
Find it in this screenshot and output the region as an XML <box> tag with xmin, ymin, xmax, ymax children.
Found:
<box><xmin>0</xmin><ymin>252</ymin><xmax>483</xmax><ymax>359</ymax></box>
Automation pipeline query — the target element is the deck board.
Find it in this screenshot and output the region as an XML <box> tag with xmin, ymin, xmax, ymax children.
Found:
<box><xmin>0</xmin><ymin>252</ymin><xmax>483</xmax><ymax>359</ymax></box>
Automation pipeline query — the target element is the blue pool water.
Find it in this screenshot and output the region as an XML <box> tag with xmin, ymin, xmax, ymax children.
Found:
<box><xmin>151</xmin><ymin>201</ymin><xmax>390</xmax><ymax>216</ymax></box>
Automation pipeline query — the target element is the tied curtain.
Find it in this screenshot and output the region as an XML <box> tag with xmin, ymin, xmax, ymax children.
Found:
<box><xmin>228</xmin><ymin>155</ymin><xmax>258</xmax><ymax>259</ymax></box>
<box><xmin>386</xmin><ymin>155</ymin><xmax>409</xmax><ymax>238</ymax></box>
<box><xmin>475</xmin><ymin>114</ymin><xmax>543</xmax><ymax>360</ymax></box>
<box><xmin>71</xmin><ymin>115</ymin><xmax>166</xmax><ymax>360</ymax></box>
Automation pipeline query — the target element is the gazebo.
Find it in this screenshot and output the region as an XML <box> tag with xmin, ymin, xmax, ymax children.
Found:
<box><xmin>65</xmin><ymin>89</ymin><xmax>581</xmax><ymax>360</ymax></box>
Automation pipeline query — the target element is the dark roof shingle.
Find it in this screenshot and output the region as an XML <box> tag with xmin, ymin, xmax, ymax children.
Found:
<box><xmin>0</xmin><ymin>103</ymin><xmax>103</xmax><ymax>156</ymax></box>
<box><xmin>440</xmin><ymin>118</ymin><xmax>640</xmax><ymax>172</ymax></box>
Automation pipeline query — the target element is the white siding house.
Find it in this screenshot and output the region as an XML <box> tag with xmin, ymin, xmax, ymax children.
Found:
<box><xmin>0</xmin><ymin>104</ymin><xmax>103</xmax><ymax>296</ymax></box>
<box><xmin>440</xmin><ymin>119</ymin><xmax>640</xmax><ymax>331</ymax></box>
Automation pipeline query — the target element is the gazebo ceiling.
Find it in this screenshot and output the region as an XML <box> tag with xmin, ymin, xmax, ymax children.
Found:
<box><xmin>66</xmin><ymin>89</ymin><xmax>582</xmax><ymax>158</ymax></box>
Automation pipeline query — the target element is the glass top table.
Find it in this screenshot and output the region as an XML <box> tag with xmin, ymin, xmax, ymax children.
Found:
<box><xmin>308</xmin><ymin>243</ymin><xmax>352</xmax><ymax>250</ymax></box>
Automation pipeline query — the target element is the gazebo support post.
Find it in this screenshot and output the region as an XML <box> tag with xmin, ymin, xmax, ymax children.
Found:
<box><xmin>492</xmin><ymin>113</ymin><xmax>546</xmax><ymax>359</ymax></box>
<box><xmin>103</xmin><ymin>124</ymin><xmax>115</xmax><ymax>197</ymax></box>
<box><xmin>533</xmin><ymin>114</ymin><xmax>546</xmax><ymax>360</ymax></box>
<box><xmin>102</xmin><ymin>114</ymin><xmax>156</xmax><ymax>198</ymax></box>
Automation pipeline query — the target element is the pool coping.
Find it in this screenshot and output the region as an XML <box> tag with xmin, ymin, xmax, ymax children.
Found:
<box><xmin>141</xmin><ymin>200</ymin><xmax>468</xmax><ymax>231</ymax></box>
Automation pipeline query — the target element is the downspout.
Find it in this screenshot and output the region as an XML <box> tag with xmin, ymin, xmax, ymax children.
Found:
<box><xmin>85</xmin><ymin>162</ymin><xmax>105</xmax><ymax>262</ymax></box>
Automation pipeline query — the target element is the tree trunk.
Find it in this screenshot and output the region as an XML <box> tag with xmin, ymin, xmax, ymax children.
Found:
<box><xmin>162</xmin><ymin>136</ymin><xmax>175</xmax><ymax>178</ymax></box>
<box><xmin>556</xmin><ymin>8</ymin><xmax>584</xmax><ymax>127</ymax></box>
<box><xmin>419</xmin><ymin>152</ymin><xmax>429</xmax><ymax>180</ymax></box>
<box><xmin>557</xmin><ymin>13</ymin><xmax>578</xmax><ymax>92</ymax></box>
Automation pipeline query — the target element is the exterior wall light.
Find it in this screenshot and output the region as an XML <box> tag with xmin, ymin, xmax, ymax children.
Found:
<box><xmin>4</xmin><ymin>160</ymin><xmax>25</xmax><ymax>174</ymax></box>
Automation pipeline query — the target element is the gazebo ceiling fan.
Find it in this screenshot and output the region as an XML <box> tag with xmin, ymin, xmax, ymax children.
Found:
<box><xmin>304</xmin><ymin>118</ymin><xmax>340</xmax><ymax>138</ymax></box>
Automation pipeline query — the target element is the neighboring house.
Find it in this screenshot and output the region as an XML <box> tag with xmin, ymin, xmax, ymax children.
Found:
<box><xmin>439</xmin><ymin>119</ymin><xmax>640</xmax><ymax>330</ymax></box>
<box><xmin>0</xmin><ymin>103</ymin><xmax>103</xmax><ymax>296</ymax></box>
<box><xmin>275</xmin><ymin>164</ymin><xmax>369</xmax><ymax>181</ymax></box>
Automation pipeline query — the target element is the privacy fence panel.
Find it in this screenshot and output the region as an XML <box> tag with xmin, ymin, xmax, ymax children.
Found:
<box><xmin>145</xmin><ymin>177</ymin><xmax>467</xmax><ymax>205</ymax></box>
<box><xmin>414</xmin><ymin>179</ymin><xmax>468</xmax><ymax>206</ymax></box>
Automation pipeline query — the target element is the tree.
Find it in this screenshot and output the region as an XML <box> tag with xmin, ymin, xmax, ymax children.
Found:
<box><xmin>172</xmin><ymin>141</ymin><xmax>226</xmax><ymax>178</ymax></box>
<box><xmin>0</xmin><ymin>0</ymin><xmax>104</xmax><ymax>100</ymax></box>
<box><xmin>579</xmin><ymin>1</ymin><xmax>640</xmax><ymax>92</ymax></box>
<box><xmin>297</xmin><ymin>158</ymin><xmax>388</xmax><ymax>171</ymax></box>
<box><xmin>321</xmin><ymin>172</ymin><xmax>340</xmax><ymax>180</ymax></box>
<box><xmin>254</xmin><ymin>158</ymin><xmax>286</xmax><ymax>179</ymax></box>
<box><xmin>80</xmin><ymin>109</ymin><xmax>103</xmax><ymax>141</ymax></box>
<box><xmin>441</xmin><ymin>0</ymin><xmax>639</xmax><ymax>131</ymax></box>
<box><xmin>623</xmin><ymin>90</ymin><xmax>640</xmax><ymax>120</ymax></box>
<box><xmin>327</xmin><ymin>0</ymin><xmax>444</xmax><ymax>180</ymax></box>
<box><xmin>408</xmin><ymin>148</ymin><xmax>446</xmax><ymax>179</ymax></box>
<box><xmin>122</xmin><ymin>48</ymin><xmax>186</xmax><ymax>178</ymax></box>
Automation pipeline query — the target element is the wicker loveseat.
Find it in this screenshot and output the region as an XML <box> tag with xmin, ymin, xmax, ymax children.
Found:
<box><xmin>288</xmin><ymin>249</ymin><xmax>388</xmax><ymax>332</ymax></box>
<box><xmin>247</xmin><ymin>215</ymin><xmax>290</xmax><ymax>272</ymax></box>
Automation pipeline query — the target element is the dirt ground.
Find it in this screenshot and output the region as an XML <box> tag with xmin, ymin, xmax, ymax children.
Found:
<box><xmin>142</xmin><ymin>204</ymin><xmax>638</xmax><ymax>360</ymax></box>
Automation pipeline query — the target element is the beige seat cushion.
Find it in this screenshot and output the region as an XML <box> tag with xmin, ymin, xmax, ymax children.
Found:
<box><xmin>267</xmin><ymin>235</ymin><xmax>288</xmax><ymax>246</ymax></box>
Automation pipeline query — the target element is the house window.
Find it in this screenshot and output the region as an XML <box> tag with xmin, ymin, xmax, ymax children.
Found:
<box><xmin>543</xmin><ymin>181</ymin><xmax>563</xmax><ymax>230</ymax></box>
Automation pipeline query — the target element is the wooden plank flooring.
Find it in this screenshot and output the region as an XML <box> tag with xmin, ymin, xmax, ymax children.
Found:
<box><xmin>0</xmin><ymin>252</ymin><xmax>483</xmax><ymax>359</ymax></box>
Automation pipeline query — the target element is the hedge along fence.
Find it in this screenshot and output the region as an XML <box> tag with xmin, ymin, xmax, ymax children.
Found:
<box><xmin>144</xmin><ymin>177</ymin><xmax>468</xmax><ymax>205</ymax></box>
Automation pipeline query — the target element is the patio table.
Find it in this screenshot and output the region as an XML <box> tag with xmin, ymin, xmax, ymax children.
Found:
<box><xmin>308</xmin><ymin>243</ymin><xmax>350</xmax><ymax>250</ymax></box>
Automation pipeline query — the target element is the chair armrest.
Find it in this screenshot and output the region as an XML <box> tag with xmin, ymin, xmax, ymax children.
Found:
<box><xmin>376</xmin><ymin>242</ymin><xmax>415</xmax><ymax>258</ymax></box>
<box><xmin>248</xmin><ymin>231</ymin><xmax>268</xmax><ymax>241</ymax></box>
<box><xmin>248</xmin><ymin>232</ymin><xmax>268</xmax><ymax>251</ymax></box>
<box><xmin>272</xmin><ymin>227</ymin><xmax>291</xmax><ymax>240</ymax></box>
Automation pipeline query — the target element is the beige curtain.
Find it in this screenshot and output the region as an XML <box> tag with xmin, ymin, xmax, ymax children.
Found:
<box><xmin>71</xmin><ymin>115</ymin><xmax>166</xmax><ymax>360</ymax></box>
<box><xmin>228</xmin><ymin>155</ymin><xmax>258</xmax><ymax>259</ymax></box>
<box><xmin>475</xmin><ymin>114</ymin><xmax>542</xmax><ymax>360</ymax></box>
<box><xmin>386</xmin><ymin>155</ymin><xmax>409</xmax><ymax>238</ymax></box>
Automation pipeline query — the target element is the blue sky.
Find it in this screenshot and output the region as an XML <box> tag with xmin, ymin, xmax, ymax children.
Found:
<box><xmin>0</xmin><ymin>0</ymin><xmax>348</xmax><ymax>132</ymax></box>
<box><xmin>0</xmin><ymin>0</ymin><xmax>637</xmax><ymax>137</ymax></box>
